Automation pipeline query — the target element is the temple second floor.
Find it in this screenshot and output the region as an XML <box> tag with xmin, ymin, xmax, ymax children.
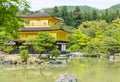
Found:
<box><xmin>19</xmin><ymin>27</ymin><xmax>71</xmax><ymax>42</ymax></box>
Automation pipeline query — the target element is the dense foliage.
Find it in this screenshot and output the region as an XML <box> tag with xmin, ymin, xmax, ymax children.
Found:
<box><xmin>51</xmin><ymin>49</ymin><xmax>60</xmax><ymax>57</ymax></box>
<box><xmin>0</xmin><ymin>0</ymin><xmax>29</xmax><ymax>51</ymax></box>
<box><xmin>69</xmin><ymin>19</ymin><xmax>120</xmax><ymax>56</ymax></box>
<box><xmin>0</xmin><ymin>0</ymin><xmax>29</xmax><ymax>39</ymax></box>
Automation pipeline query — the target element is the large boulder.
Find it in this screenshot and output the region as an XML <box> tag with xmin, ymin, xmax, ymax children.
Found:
<box><xmin>56</xmin><ymin>73</ymin><xmax>77</xmax><ymax>82</ymax></box>
<box><xmin>28</xmin><ymin>57</ymin><xmax>38</xmax><ymax>64</ymax></box>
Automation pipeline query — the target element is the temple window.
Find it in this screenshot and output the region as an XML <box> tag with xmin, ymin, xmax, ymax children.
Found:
<box><xmin>31</xmin><ymin>22</ymin><xmax>34</xmax><ymax>26</ymax></box>
<box><xmin>43</xmin><ymin>22</ymin><xmax>47</xmax><ymax>26</ymax></box>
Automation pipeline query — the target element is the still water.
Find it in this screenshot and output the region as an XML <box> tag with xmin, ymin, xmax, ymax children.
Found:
<box><xmin>0</xmin><ymin>58</ymin><xmax>120</xmax><ymax>82</ymax></box>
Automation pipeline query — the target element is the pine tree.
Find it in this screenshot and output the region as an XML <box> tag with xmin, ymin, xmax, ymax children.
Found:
<box><xmin>61</xmin><ymin>6</ymin><xmax>68</xmax><ymax>19</ymax></box>
<box><xmin>73</xmin><ymin>6</ymin><xmax>83</xmax><ymax>28</ymax></box>
<box><xmin>52</xmin><ymin>6</ymin><xmax>60</xmax><ymax>17</ymax></box>
<box><xmin>91</xmin><ymin>9</ymin><xmax>98</xmax><ymax>20</ymax></box>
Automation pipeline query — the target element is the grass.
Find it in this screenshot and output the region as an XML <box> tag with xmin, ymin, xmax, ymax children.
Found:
<box><xmin>0</xmin><ymin>58</ymin><xmax>120</xmax><ymax>82</ymax></box>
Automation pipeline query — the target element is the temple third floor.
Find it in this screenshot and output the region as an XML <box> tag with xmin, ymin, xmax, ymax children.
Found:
<box><xmin>22</xmin><ymin>11</ymin><xmax>63</xmax><ymax>28</ymax></box>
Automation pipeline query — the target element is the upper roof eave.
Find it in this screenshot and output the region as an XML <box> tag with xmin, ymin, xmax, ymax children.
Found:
<box><xmin>22</xmin><ymin>12</ymin><xmax>64</xmax><ymax>21</ymax></box>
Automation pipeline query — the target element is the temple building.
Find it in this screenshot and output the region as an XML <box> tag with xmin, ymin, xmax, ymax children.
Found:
<box><xmin>19</xmin><ymin>10</ymin><xmax>71</xmax><ymax>52</ymax></box>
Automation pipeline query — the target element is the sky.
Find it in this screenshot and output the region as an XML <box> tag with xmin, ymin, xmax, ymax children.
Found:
<box><xmin>28</xmin><ymin>0</ymin><xmax>120</xmax><ymax>11</ymax></box>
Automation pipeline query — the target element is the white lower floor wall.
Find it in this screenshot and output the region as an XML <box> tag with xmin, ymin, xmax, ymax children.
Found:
<box><xmin>61</xmin><ymin>44</ymin><xmax>66</xmax><ymax>52</ymax></box>
<box><xmin>56</xmin><ymin>42</ymin><xmax>67</xmax><ymax>52</ymax></box>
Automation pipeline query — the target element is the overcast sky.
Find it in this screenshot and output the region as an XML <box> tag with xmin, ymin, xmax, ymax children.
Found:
<box><xmin>28</xmin><ymin>0</ymin><xmax>120</xmax><ymax>11</ymax></box>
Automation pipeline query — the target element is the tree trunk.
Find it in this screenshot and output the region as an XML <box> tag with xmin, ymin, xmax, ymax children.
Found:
<box><xmin>37</xmin><ymin>52</ymin><xmax>41</xmax><ymax>59</ymax></box>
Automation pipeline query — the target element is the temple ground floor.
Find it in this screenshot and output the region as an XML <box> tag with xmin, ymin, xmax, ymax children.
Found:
<box><xmin>4</xmin><ymin>40</ymin><xmax>68</xmax><ymax>54</ymax></box>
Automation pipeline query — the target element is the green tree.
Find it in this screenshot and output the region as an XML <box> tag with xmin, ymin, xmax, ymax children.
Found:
<box><xmin>65</xmin><ymin>11</ymin><xmax>74</xmax><ymax>26</ymax></box>
<box><xmin>77</xmin><ymin>20</ymin><xmax>120</xmax><ymax>56</ymax></box>
<box><xmin>0</xmin><ymin>0</ymin><xmax>29</xmax><ymax>39</ymax></box>
<box><xmin>0</xmin><ymin>32</ymin><xmax>6</xmax><ymax>50</ymax></box>
<box><xmin>60</xmin><ymin>6</ymin><xmax>70</xmax><ymax>27</ymax></box>
<box><xmin>78</xmin><ymin>21</ymin><xmax>108</xmax><ymax>56</ymax></box>
<box><xmin>32</xmin><ymin>32</ymin><xmax>57</xmax><ymax>58</ymax></box>
<box><xmin>61</xmin><ymin>6</ymin><xmax>68</xmax><ymax>19</ymax></box>
<box><xmin>73</xmin><ymin>6</ymin><xmax>83</xmax><ymax>28</ymax></box>
<box><xmin>52</xmin><ymin>6</ymin><xmax>60</xmax><ymax>17</ymax></box>
<box><xmin>115</xmin><ymin>10</ymin><xmax>120</xmax><ymax>18</ymax></box>
<box><xmin>106</xmin><ymin>19</ymin><xmax>120</xmax><ymax>51</ymax></box>
<box><xmin>91</xmin><ymin>9</ymin><xmax>98</xmax><ymax>20</ymax></box>
<box><xmin>0</xmin><ymin>0</ymin><xmax>29</xmax><ymax>53</ymax></box>
<box><xmin>83</xmin><ymin>11</ymin><xmax>92</xmax><ymax>21</ymax></box>
<box><xmin>68</xmin><ymin>30</ymin><xmax>89</xmax><ymax>52</ymax></box>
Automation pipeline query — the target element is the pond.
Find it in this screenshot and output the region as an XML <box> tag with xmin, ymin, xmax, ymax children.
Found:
<box><xmin>0</xmin><ymin>58</ymin><xmax>120</xmax><ymax>82</ymax></box>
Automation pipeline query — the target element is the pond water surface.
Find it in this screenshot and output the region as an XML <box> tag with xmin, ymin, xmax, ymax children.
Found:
<box><xmin>0</xmin><ymin>58</ymin><xmax>120</xmax><ymax>82</ymax></box>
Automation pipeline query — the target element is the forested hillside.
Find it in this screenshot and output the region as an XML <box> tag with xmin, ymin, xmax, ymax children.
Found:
<box><xmin>48</xmin><ymin>5</ymin><xmax>120</xmax><ymax>28</ymax></box>
<box><xmin>109</xmin><ymin>4</ymin><xmax>120</xmax><ymax>10</ymax></box>
<box><xmin>45</xmin><ymin>6</ymin><xmax>96</xmax><ymax>13</ymax></box>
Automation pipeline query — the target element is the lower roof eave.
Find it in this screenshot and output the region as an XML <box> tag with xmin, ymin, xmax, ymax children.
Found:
<box><xmin>56</xmin><ymin>40</ymin><xmax>69</xmax><ymax>43</ymax></box>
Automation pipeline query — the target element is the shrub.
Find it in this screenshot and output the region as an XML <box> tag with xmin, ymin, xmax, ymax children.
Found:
<box><xmin>52</xmin><ymin>49</ymin><xmax>60</xmax><ymax>57</ymax></box>
<box><xmin>19</xmin><ymin>46</ymin><xmax>26</xmax><ymax>50</ymax></box>
<box><xmin>4</xmin><ymin>46</ymin><xmax>14</xmax><ymax>54</ymax></box>
<box><xmin>20</xmin><ymin>49</ymin><xmax>29</xmax><ymax>62</ymax></box>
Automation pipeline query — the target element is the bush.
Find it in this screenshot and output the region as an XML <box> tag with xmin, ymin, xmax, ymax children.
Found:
<box><xmin>19</xmin><ymin>46</ymin><xmax>26</xmax><ymax>50</ymax></box>
<box><xmin>4</xmin><ymin>46</ymin><xmax>14</xmax><ymax>54</ymax></box>
<box><xmin>0</xmin><ymin>57</ymin><xmax>3</xmax><ymax>62</ymax></box>
<box><xmin>20</xmin><ymin>49</ymin><xmax>29</xmax><ymax>62</ymax></box>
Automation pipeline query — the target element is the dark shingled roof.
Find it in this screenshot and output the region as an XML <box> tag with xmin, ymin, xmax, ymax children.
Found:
<box><xmin>22</xmin><ymin>11</ymin><xmax>64</xmax><ymax>21</ymax></box>
<box><xmin>20</xmin><ymin>27</ymin><xmax>61</xmax><ymax>32</ymax></box>
<box><xmin>22</xmin><ymin>12</ymin><xmax>50</xmax><ymax>18</ymax></box>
